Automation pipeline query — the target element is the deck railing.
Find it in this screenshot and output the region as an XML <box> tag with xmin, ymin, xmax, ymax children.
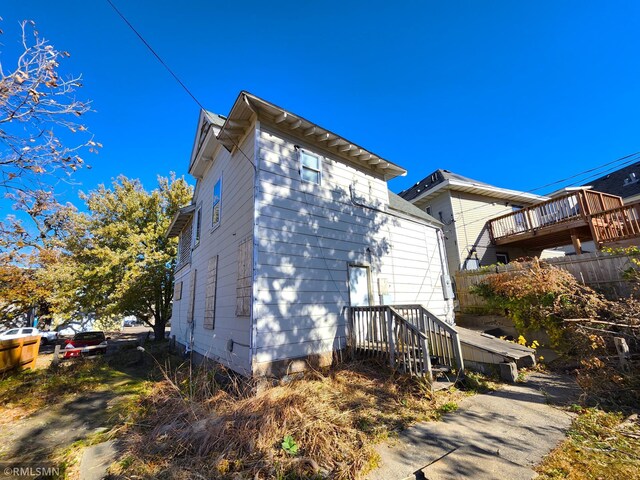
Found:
<box><xmin>348</xmin><ymin>305</ymin><xmax>464</xmax><ymax>383</ymax></box>
<box><xmin>489</xmin><ymin>190</ymin><xmax>624</xmax><ymax>242</ymax></box>
<box><xmin>591</xmin><ymin>202</ymin><xmax>640</xmax><ymax>245</ymax></box>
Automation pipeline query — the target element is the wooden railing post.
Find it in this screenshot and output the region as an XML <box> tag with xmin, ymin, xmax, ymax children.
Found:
<box><xmin>525</xmin><ymin>207</ymin><xmax>533</xmax><ymax>230</ymax></box>
<box><xmin>386</xmin><ymin>307</ymin><xmax>395</xmax><ymax>369</ymax></box>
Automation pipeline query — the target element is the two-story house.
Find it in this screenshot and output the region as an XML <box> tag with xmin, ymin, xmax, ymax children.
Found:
<box><xmin>398</xmin><ymin>169</ymin><xmax>563</xmax><ymax>274</ymax></box>
<box><xmin>167</xmin><ymin>92</ymin><xmax>455</xmax><ymax>377</ymax></box>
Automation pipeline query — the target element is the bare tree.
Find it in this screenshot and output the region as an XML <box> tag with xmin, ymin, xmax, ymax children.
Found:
<box><xmin>0</xmin><ymin>19</ymin><xmax>98</xmax><ymax>325</ymax></box>
<box><xmin>0</xmin><ymin>19</ymin><xmax>98</xmax><ymax>202</ymax></box>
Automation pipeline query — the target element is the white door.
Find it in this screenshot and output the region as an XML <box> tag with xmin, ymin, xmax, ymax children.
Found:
<box><xmin>348</xmin><ymin>265</ymin><xmax>371</xmax><ymax>306</ymax></box>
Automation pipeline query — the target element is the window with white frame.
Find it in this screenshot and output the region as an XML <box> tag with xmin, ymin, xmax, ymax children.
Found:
<box><xmin>212</xmin><ymin>178</ymin><xmax>222</xmax><ymax>227</ymax></box>
<box><xmin>300</xmin><ymin>150</ymin><xmax>322</xmax><ymax>185</ymax></box>
<box><xmin>193</xmin><ymin>206</ymin><xmax>202</xmax><ymax>247</ymax></box>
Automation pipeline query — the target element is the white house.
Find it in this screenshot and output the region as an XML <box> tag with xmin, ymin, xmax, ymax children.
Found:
<box><xmin>167</xmin><ymin>92</ymin><xmax>455</xmax><ymax>377</ymax></box>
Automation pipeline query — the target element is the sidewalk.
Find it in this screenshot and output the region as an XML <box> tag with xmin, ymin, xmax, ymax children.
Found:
<box><xmin>369</xmin><ymin>372</ymin><xmax>580</xmax><ymax>480</ymax></box>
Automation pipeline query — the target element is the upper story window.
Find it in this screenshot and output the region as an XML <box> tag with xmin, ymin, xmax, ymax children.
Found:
<box><xmin>212</xmin><ymin>178</ymin><xmax>222</xmax><ymax>228</ymax></box>
<box><xmin>300</xmin><ymin>150</ymin><xmax>322</xmax><ymax>185</ymax></box>
<box><xmin>193</xmin><ymin>206</ymin><xmax>202</xmax><ymax>247</ymax></box>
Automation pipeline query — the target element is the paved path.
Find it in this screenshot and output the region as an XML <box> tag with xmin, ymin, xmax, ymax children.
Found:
<box><xmin>370</xmin><ymin>372</ymin><xmax>580</xmax><ymax>480</ymax></box>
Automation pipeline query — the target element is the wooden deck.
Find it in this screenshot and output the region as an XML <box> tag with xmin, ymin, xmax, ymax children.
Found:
<box><xmin>488</xmin><ymin>189</ymin><xmax>640</xmax><ymax>250</ymax></box>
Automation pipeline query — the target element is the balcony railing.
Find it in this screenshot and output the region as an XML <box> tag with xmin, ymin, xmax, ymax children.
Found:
<box><xmin>591</xmin><ymin>202</ymin><xmax>640</xmax><ymax>246</ymax></box>
<box><xmin>488</xmin><ymin>190</ymin><xmax>624</xmax><ymax>243</ymax></box>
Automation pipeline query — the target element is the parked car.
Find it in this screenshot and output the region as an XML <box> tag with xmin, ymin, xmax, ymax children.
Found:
<box><xmin>0</xmin><ymin>327</ymin><xmax>58</xmax><ymax>345</ymax></box>
<box><xmin>122</xmin><ymin>319</ymin><xmax>136</xmax><ymax>328</ymax></box>
<box><xmin>63</xmin><ymin>331</ymin><xmax>109</xmax><ymax>358</ymax></box>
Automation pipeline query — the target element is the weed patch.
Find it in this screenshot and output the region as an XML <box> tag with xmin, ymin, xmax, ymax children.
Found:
<box><xmin>536</xmin><ymin>409</ymin><xmax>640</xmax><ymax>479</ymax></box>
<box><xmin>112</xmin><ymin>360</ymin><xmax>467</xmax><ymax>480</ymax></box>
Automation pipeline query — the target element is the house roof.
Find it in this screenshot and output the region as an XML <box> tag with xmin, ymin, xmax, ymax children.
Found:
<box><xmin>189</xmin><ymin>91</ymin><xmax>407</xmax><ymax>180</ymax></box>
<box><xmin>583</xmin><ymin>161</ymin><xmax>640</xmax><ymax>200</ymax></box>
<box><xmin>166</xmin><ymin>205</ymin><xmax>196</xmax><ymax>238</ymax></box>
<box><xmin>398</xmin><ymin>169</ymin><xmax>547</xmax><ymax>205</ymax></box>
<box><xmin>388</xmin><ymin>191</ymin><xmax>442</xmax><ymax>226</ymax></box>
<box><xmin>203</xmin><ymin>110</ymin><xmax>226</xmax><ymax>128</ymax></box>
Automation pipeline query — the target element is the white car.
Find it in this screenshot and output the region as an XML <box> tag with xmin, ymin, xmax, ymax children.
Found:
<box><xmin>0</xmin><ymin>327</ymin><xmax>58</xmax><ymax>345</ymax></box>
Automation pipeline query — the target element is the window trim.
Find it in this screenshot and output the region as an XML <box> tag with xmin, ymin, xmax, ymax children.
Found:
<box><xmin>496</xmin><ymin>252</ymin><xmax>510</xmax><ymax>265</ymax></box>
<box><xmin>299</xmin><ymin>149</ymin><xmax>322</xmax><ymax>185</ymax></box>
<box><xmin>211</xmin><ymin>176</ymin><xmax>222</xmax><ymax>230</ymax></box>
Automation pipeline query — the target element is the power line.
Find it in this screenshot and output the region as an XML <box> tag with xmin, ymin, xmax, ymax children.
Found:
<box><xmin>533</xmin><ymin>151</ymin><xmax>640</xmax><ymax>194</ymax></box>
<box><xmin>105</xmin><ymin>0</ymin><xmax>256</xmax><ymax>170</ymax></box>
<box><xmin>424</xmin><ymin>151</ymin><xmax>640</xmax><ymax>230</ymax></box>
<box><xmin>445</xmin><ymin>151</ymin><xmax>640</xmax><ymax>233</ymax></box>
<box><xmin>561</xmin><ymin>154</ymin><xmax>640</xmax><ymax>190</ymax></box>
<box><xmin>105</xmin><ymin>0</ymin><xmax>205</xmax><ymax>111</ymax></box>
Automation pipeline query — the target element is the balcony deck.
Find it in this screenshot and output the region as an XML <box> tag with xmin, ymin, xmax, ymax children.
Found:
<box><xmin>488</xmin><ymin>189</ymin><xmax>640</xmax><ymax>250</ymax></box>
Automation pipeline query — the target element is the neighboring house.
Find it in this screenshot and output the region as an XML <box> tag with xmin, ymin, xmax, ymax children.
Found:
<box><xmin>166</xmin><ymin>92</ymin><xmax>455</xmax><ymax>377</ymax></box>
<box><xmin>584</xmin><ymin>161</ymin><xmax>640</xmax><ymax>204</ymax></box>
<box><xmin>398</xmin><ymin>169</ymin><xmax>563</xmax><ymax>274</ymax></box>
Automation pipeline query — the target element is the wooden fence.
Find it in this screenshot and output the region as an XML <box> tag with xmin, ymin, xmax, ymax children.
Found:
<box><xmin>455</xmin><ymin>252</ymin><xmax>637</xmax><ymax>313</ymax></box>
<box><xmin>0</xmin><ymin>335</ymin><xmax>41</xmax><ymax>373</ymax></box>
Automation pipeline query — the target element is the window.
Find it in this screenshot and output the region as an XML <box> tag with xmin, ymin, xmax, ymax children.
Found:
<box><xmin>425</xmin><ymin>206</ymin><xmax>432</xmax><ymax>215</ymax></box>
<box><xmin>300</xmin><ymin>150</ymin><xmax>321</xmax><ymax>185</ymax></box>
<box><xmin>193</xmin><ymin>207</ymin><xmax>202</xmax><ymax>247</ymax></box>
<box><xmin>496</xmin><ymin>252</ymin><xmax>509</xmax><ymax>265</ymax></box>
<box><xmin>212</xmin><ymin>178</ymin><xmax>222</xmax><ymax>227</ymax></box>
<box><xmin>5</xmin><ymin>329</ymin><xmax>19</xmax><ymax>336</ymax></box>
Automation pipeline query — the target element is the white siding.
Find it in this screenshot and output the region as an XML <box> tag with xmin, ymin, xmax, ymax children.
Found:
<box><xmin>170</xmin><ymin>128</ymin><xmax>255</xmax><ymax>374</ymax></box>
<box><xmin>413</xmin><ymin>192</ymin><xmax>459</xmax><ymax>277</ymax></box>
<box><xmin>253</xmin><ymin>123</ymin><xmax>451</xmax><ymax>371</ymax></box>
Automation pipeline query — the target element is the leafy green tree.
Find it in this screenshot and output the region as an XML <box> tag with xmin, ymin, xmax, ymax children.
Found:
<box><xmin>46</xmin><ymin>175</ymin><xmax>192</xmax><ymax>340</ymax></box>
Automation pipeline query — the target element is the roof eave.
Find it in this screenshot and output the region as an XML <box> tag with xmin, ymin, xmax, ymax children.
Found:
<box><xmin>410</xmin><ymin>179</ymin><xmax>548</xmax><ymax>205</ymax></box>
<box><xmin>238</xmin><ymin>92</ymin><xmax>407</xmax><ymax>180</ymax></box>
<box><xmin>166</xmin><ymin>205</ymin><xmax>196</xmax><ymax>239</ymax></box>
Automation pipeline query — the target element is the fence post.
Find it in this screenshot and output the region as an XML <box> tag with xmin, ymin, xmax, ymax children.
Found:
<box><xmin>614</xmin><ymin>337</ymin><xmax>630</xmax><ymax>371</ymax></box>
<box><xmin>386</xmin><ymin>307</ymin><xmax>395</xmax><ymax>369</ymax></box>
<box><xmin>53</xmin><ymin>344</ymin><xmax>61</xmax><ymax>366</ymax></box>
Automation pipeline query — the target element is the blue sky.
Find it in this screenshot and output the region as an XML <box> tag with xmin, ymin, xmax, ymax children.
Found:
<box><xmin>2</xmin><ymin>1</ymin><xmax>640</xmax><ymax>207</ymax></box>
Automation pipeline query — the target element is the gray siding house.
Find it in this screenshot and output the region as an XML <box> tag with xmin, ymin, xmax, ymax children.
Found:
<box><xmin>167</xmin><ymin>92</ymin><xmax>455</xmax><ymax>376</ymax></box>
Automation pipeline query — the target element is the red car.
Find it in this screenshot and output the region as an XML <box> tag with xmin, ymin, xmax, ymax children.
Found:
<box><xmin>63</xmin><ymin>331</ymin><xmax>109</xmax><ymax>358</ymax></box>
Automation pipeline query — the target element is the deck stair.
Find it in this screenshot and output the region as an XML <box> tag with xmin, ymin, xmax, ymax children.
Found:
<box><xmin>348</xmin><ymin>305</ymin><xmax>536</xmax><ymax>385</ymax></box>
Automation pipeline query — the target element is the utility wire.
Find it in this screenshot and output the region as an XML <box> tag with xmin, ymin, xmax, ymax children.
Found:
<box><xmin>105</xmin><ymin>0</ymin><xmax>205</xmax><ymax>111</ymax></box>
<box><xmin>105</xmin><ymin>0</ymin><xmax>256</xmax><ymax>170</ymax></box>
<box><xmin>453</xmin><ymin>153</ymin><xmax>640</xmax><ymax>232</ymax></box>
<box><xmin>423</xmin><ymin>151</ymin><xmax>640</xmax><ymax>229</ymax></box>
<box><xmin>532</xmin><ymin>151</ymin><xmax>640</xmax><ymax>194</ymax></box>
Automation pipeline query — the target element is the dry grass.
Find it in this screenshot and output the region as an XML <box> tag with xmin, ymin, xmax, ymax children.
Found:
<box><xmin>111</xmin><ymin>359</ymin><xmax>468</xmax><ymax>479</ymax></box>
<box><xmin>536</xmin><ymin>409</ymin><xmax>640</xmax><ymax>480</ymax></box>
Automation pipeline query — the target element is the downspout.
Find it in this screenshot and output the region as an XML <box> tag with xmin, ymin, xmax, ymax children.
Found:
<box><xmin>436</xmin><ymin>229</ymin><xmax>455</xmax><ymax>324</ymax></box>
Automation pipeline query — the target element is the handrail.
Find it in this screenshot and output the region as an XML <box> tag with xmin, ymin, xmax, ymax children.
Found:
<box><xmin>590</xmin><ymin>202</ymin><xmax>640</xmax><ymax>245</ymax></box>
<box><xmin>488</xmin><ymin>189</ymin><xmax>624</xmax><ymax>242</ymax></box>
<box><xmin>391</xmin><ymin>305</ymin><xmax>465</xmax><ymax>372</ymax></box>
<box><xmin>348</xmin><ymin>305</ymin><xmax>465</xmax><ymax>383</ymax></box>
